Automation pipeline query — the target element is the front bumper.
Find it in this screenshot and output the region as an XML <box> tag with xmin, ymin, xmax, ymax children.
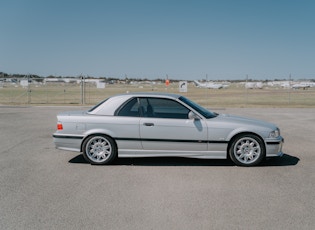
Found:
<box><xmin>265</xmin><ymin>136</ymin><xmax>284</xmax><ymax>157</ymax></box>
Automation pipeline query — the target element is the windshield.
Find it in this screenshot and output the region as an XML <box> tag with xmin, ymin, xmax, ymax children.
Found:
<box><xmin>179</xmin><ymin>96</ymin><xmax>217</xmax><ymax>119</ymax></box>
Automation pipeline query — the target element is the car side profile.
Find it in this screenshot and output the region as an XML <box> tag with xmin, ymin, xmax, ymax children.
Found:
<box><xmin>53</xmin><ymin>93</ymin><xmax>283</xmax><ymax>166</ymax></box>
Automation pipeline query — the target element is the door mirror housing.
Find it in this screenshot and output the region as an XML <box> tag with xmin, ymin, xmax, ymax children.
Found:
<box><xmin>188</xmin><ymin>111</ymin><xmax>200</xmax><ymax>120</ymax></box>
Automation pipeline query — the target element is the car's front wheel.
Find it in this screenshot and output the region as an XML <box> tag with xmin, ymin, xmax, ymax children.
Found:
<box><xmin>229</xmin><ymin>134</ymin><xmax>265</xmax><ymax>166</ymax></box>
<box><xmin>82</xmin><ymin>135</ymin><xmax>117</xmax><ymax>165</ymax></box>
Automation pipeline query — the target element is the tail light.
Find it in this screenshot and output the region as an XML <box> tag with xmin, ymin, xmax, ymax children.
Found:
<box><xmin>57</xmin><ymin>122</ymin><xmax>63</xmax><ymax>130</ymax></box>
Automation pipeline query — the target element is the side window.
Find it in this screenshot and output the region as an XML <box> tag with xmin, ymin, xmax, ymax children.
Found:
<box><xmin>139</xmin><ymin>98</ymin><xmax>190</xmax><ymax>119</ymax></box>
<box><xmin>116</xmin><ymin>98</ymin><xmax>139</xmax><ymax>117</ymax></box>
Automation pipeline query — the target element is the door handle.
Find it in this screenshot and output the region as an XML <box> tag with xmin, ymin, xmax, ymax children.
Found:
<box><xmin>144</xmin><ymin>123</ymin><xmax>154</xmax><ymax>126</ymax></box>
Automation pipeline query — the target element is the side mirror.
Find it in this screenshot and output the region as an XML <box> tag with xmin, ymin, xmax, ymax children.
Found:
<box><xmin>188</xmin><ymin>111</ymin><xmax>200</xmax><ymax>120</ymax></box>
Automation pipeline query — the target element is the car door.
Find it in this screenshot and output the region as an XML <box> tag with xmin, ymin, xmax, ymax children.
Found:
<box><xmin>114</xmin><ymin>97</ymin><xmax>142</xmax><ymax>151</ymax></box>
<box><xmin>139</xmin><ymin>97</ymin><xmax>208</xmax><ymax>153</ymax></box>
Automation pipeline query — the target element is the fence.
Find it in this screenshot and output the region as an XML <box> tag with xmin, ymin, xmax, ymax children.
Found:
<box><xmin>0</xmin><ymin>78</ymin><xmax>315</xmax><ymax>108</ymax></box>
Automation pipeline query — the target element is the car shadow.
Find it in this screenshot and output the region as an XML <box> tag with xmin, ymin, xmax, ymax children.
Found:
<box><xmin>68</xmin><ymin>153</ymin><xmax>299</xmax><ymax>167</ymax></box>
<box><xmin>261</xmin><ymin>153</ymin><xmax>300</xmax><ymax>167</ymax></box>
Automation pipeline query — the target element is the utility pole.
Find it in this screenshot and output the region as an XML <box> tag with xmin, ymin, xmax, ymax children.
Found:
<box><xmin>27</xmin><ymin>74</ymin><xmax>31</xmax><ymax>104</ymax></box>
<box><xmin>81</xmin><ymin>75</ymin><xmax>85</xmax><ymax>104</ymax></box>
<box><xmin>206</xmin><ymin>74</ymin><xmax>209</xmax><ymax>108</ymax></box>
<box><xmin>288</xmin><ymin>74</ymin><xmax>291</xmax><ymax>105</ymax></box>
<box><xmin>246</xmin><ymin>75</ymin><xmax>249</xmax><ymax>106</ymax></box>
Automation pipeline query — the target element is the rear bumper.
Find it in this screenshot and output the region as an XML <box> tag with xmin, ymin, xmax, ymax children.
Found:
<box><xmin>53</xmin><ymin>134</ymin><xmax>83</xmax><ymax>152</ymax></box>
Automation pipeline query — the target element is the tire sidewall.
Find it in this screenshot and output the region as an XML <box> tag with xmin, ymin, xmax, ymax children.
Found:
<box><xmin>82</xmin><ymin>135</ymin><xmax>117</xmax><ymax>165</ymax></box>
<box><xmin>229</xmin><ymin>134</ymin><xmax>265</xmax><ymax>166</ymax></box>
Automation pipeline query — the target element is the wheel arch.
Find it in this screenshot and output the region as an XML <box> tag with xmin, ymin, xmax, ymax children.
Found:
<box><xmin>80</xmin><ymin>132</ymin><xmax>118</xmax><ymax>152</ymax></box>
<box><xmin>227</xmin><ymin>131</ymin><xmax>266</xmax><ymax>155</ymax></box>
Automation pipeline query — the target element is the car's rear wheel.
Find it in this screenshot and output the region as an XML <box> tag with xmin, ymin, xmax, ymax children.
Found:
<box><xmin>229</xmin><ymin>134</ymin><xmax>265</xmax><ymax>166</ymax></box>
<box><xmin>82</xmin><ymin>135</ymin><xmax>117</xmax><ymax>165</ymax></box>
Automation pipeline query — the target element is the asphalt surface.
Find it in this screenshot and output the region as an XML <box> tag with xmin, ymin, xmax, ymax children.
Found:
<box><xmin>0</xmin><ymin>106</ymin><xmax>314</xmax><ymax>230</ymax></box>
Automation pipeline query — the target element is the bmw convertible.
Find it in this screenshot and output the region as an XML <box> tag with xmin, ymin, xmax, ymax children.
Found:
<box><xmin>53</xmin><ymin>93</ymin><xmax>283</xmax><ymax>166</ymax></box>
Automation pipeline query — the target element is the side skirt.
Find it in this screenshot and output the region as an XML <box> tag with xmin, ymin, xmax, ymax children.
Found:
<box><xmin>118</xmin><ymin>149</ymin><xmax>227</xmax><ymax>159</ymax></box>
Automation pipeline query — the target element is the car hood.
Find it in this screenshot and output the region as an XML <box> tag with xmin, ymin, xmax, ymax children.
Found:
<box><xmin>212</xmin><ymin>114</ymin><xmax>277</xmax><ymax>130</ymax></box>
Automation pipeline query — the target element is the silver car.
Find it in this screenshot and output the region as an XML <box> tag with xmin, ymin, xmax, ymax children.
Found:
<box><xmin>53</xmin><ymin>93</ymin><xmax>283</xmax><ymax>166</ymax></box>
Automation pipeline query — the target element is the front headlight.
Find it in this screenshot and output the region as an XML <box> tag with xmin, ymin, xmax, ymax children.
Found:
<box><xmin>269</xmin><ymin>128</ymin><xmax>280</xmax><ymax>138</ymax></box>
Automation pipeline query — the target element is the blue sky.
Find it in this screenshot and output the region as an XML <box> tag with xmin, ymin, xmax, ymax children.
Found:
<box><xmin>1</xmin><ymin>0</ymin><xmax>314</xmax><ymax>80</ymax></box>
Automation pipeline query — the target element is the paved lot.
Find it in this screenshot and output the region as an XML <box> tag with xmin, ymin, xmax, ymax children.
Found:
<box><xmin>0</xmin><ymin>106</ymin><xmax>314</xmax><ymax>230</ymax></box>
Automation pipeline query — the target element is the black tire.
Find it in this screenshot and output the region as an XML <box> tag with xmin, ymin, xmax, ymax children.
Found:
<box><xmin>82</xmin><ymin>135</ymin><xmax>117</xmax><ymax>165</ymax></box>
<box><xmin>229</xmin><ymin>134</ymin><xmax>265</xmax><ymax>166</ymax></box>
